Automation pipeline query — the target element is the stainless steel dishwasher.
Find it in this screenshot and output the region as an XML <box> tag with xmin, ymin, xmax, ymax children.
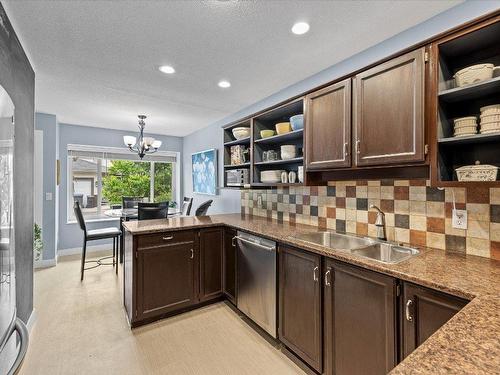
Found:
<box><xmin>235</xmin><ymin>231</ymin><xmax>277</xmax><ymax>338</ymax></box>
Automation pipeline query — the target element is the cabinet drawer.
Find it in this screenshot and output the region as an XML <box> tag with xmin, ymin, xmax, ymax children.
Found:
<box><xmin>137</xmin><ymin>230</ymin><xmax>196</xmax><ymax>249</ymax></box>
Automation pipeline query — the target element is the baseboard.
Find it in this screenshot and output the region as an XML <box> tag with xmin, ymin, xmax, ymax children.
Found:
<box><xmin>58</xmin><ymin>243</ymin><xmax>113</xmax><ymax>257</ymax></box>
<box><xmin>34</xmin><ymin>258</ymin><xmax>57</xmax><ymax>269</ymax></box>
<box><xmin>26</xmin><ymin>309</ymin><xmax>37</xmax><ymax>333</ymax></box>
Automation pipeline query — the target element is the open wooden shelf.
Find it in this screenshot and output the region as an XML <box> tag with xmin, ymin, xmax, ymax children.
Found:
<box><xmin>254</xmin><ymin>129</ymin><xmax>303</xmax><ymax>144</ymax></box>
<box><xmin>433</xmin><ymin>17</ymin><xmax>500</xmax><ymax>187</ymax></box>
<box><xmin>438</xmin><ymin>75</ymin><xmax>500</xmax><ymax>103</ymax></box>
<box><xmin>224</xmin><ymin>163</ymin><xmax>251</xmax><ymax>169</ymax></box>
<box><xmin>438</xmin><ymin>132</ymin><xmax>500</xmax><ymax>145</ymax></box>
<box><xmin>251</xmin><ymin>182</ymin><xmax>303</xmax><ymax>187</ymax></box>
<box><xmin>254</xmin><ymin>157</ymin><xmax>303</xmax><ymax>166</ymax></box>
<box><xmin>224</xmin><ymin>137</ymin><xmax>250</xmax><ymax>146</ymax></box>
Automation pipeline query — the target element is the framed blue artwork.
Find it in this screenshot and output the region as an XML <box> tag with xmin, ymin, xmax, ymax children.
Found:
<box><xmin>191</xmin><ymin>148</ymin><xmax>218</xmax><ymax>195</ymax></box>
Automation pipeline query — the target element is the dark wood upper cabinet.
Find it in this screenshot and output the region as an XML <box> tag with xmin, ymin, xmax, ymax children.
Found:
<box><xmin>401</xmin><ymin>282</ymin><xmax>467</xmax><ymax>359</ymax></box>
<box><xmin>199</xmin><ymin>228</ymin><xmax>223</xmax><ymax>302</ymax></box>
<box><xmin>136</xmin><ymin>234</ymin><xmax>198</xmax><ymax>320</ymax></box>
<box><xmin>223</xmin><ymin>228</ymin><xmax>237</xmax><ymax>304</ymax></box>
<box><xmin>324</xmin><ymin>259</ymin><xmax>397</xmax><ymax>375</ymax></box>
<box><xmin>279</xmin><ymin>246</ymin><xmax>322</xmax><ymax>373</ymax></box>
<box><xmin>305</xmin><ymin>79</ymin><xmax>352</xmax><ymax>170</ymax></box>
<box><xmin>354</xmin><ymin>48</ymin><xmax>426</xmax><ymax>167</ymax></box>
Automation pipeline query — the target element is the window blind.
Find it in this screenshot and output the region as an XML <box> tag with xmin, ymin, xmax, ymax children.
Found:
<box><xmin>67</xmin><ymin>144</ymin><xmax>177</xmax><ymax>163</ymax></box>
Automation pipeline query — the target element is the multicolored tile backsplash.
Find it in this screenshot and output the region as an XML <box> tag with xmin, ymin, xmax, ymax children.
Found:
<box><xmin>241</xmin><ymin>180</ymin><xmax>500</xmax><ymax>260</ymax></box>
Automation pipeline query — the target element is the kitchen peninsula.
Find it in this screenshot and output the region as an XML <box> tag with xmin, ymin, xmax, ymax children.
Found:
<box><xmin>122</xmin><ymin>214</ymin><xmax>500</xmax><ymax>375</ymax></box>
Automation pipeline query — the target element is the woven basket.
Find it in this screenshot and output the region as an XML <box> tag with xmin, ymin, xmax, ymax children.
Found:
<box><xmin>456</xmin><ymin>161</ymin><xmax>498</xmax><ymax>181</ymax></box>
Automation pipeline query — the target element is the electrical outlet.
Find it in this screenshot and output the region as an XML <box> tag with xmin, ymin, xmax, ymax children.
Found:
<box><xmin>452</xmin><ymin>209</ymin><xmax>467</xmax><ymax>229</ymax></box>
<box><xmin>257</xmin><ymin>194</ymin><xmax>263</xmax><ymax>208</ymax></box>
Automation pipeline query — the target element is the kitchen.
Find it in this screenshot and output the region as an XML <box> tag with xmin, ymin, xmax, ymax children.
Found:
<box><xmin>1</xmin><ymin>1</ymin><xmax>499</xmax><ymax>374</ymax></box>
<box><xmin>121</xmin><ymin>7</ymin><xmax>500</xmax><ymax>375</ymax></box>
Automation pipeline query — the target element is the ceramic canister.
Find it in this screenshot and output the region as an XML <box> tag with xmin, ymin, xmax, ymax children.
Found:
<box><xmin>298</xmin><ymin>166</ymin><xmax>304</xmax><ymax>183</ymax></box>
<box><xmin>281</xmin><ymin>171</ymin><xmax>288</xmax><ymax>184</ymax></box>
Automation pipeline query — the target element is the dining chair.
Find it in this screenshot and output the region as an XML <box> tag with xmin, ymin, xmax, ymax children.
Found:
<box><xmin>194</xmin><ymin>199</ymin><xmax>213</xmax><ymax>216</ymax></box>
<box><xmin>138</xmin><ymin>202</ymin><xmax>169</xmax><ymax>220</ymax></box>
<box><xmin>181</xmin><ymin>197</ymin><xmax>193</xmax><ymax>216</ymax></box>
<box><xmin>122</xmin><ymin>196</ymin><xmax>143</xmax><ymax>209</ymax></box>
<box><xmin>74</xmin><ymin>201</ymin><xmax>121</xmax><ymax>281</ymax></box>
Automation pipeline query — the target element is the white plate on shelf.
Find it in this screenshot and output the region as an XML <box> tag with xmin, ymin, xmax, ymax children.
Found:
<box><xmin>261</xmin><ymin>170</ymin><xmax>284</xmax><ymax>183</ymax></box>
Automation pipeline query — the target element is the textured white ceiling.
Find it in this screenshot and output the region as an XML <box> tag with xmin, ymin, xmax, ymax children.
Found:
<box><xmin>4</xmin><ymin>0</ymin><xmax>461</xmax><ymax>136</ymax></box>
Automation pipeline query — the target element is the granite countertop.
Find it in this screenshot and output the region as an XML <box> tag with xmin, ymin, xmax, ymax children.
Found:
<box><xmin>123</xmin><ymin>213</ymin><xmax>500</xmax><ymax>374</ymax></box>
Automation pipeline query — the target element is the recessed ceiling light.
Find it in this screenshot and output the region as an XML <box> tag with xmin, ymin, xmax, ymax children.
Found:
<box><xmin>159</xmin><ymin>65</ymin><xmax>175</xmax><ymax>74</ymax></box>
<box><xmin>291</xmin><ymin>22</ymin><xmax>310</xmax><ymax>35</ymax></box>
<box><xmin>218</xmin><ymin>80</ymin><xmax>231</xmax><ymax>88</ymax></box>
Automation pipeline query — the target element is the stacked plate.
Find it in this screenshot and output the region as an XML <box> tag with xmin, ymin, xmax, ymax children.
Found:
<box><xmin>260</xmin><ymin>170</ymin><xmax>285</xmax><ymax>183</ymax></box>
<box><xmin>453</xmin><ymin>116</ymin><xmax>477</xmax><ymax>137</ymax></box>
<box><xmin>479</xmin><ymin>104</ymin><xmax>500</xmax><ymax>134</ymax></box>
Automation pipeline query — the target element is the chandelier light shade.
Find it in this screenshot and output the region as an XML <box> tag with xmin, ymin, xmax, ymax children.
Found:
<box><xmin>123</xmin><ymin>115</ymin><xmax>162</xmax><ymax>159</ymax></box>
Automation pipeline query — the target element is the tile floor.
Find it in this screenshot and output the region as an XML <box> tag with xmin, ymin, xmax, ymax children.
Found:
<box><xmin>20</xmin><ymin>252</ymin><xmax>301</xmax><ymax>375</ymax></box>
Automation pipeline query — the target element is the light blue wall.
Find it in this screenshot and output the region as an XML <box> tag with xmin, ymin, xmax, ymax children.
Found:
<box><xmin>182</xmin><ymin>1</ymin><xmax>500</xmax><ymax>212</ymax></box>
<box><xmin>35</xmin><ymin>114</ymin><xmax>184</xmax><ymax>256</ymax></box>
<box><xmin>57</xmin><ymin>122</ymin><xmax>183</xmax><ymax>251</ymax></box>
<box><xmin>35</xmin><ymin>113</ymin><xmax>58</xmax><ymax>260</ymax></box>
<box><xmin>183</xmin><ymin>124</ymin><xmax>241</xmax><ymax>215</ymax></box>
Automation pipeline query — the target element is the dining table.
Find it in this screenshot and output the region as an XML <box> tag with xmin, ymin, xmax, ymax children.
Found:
<box><xmin>104</xmin><ymin>207</ymin><xmax>182</xmax><ymax>263</ymax></box>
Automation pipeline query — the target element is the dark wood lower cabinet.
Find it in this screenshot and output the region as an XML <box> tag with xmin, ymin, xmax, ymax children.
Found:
<box><xmin>136</xmin><ymin>236</ymin><xmax>198</xmax><ymax>321</ymax></box>
<box><xmin>401</xmin><ymin>282</ymin><xmax>467</xmax><ymax>359</ymax></box>
<box><xmin>279</xmin><ymin>246</ymin><xmax>322</xmax><ymax>373</ymax></box>
<box><xmin>323</xmin><ymin>260</ymin><xmax>397</xmax><ymax>375</ymax></box>
<box><xmin>125</xmin><ymin>226</ymin><xmax>469</xmax><ymax>373</ymax></box>
<box><xmin>223</xmin><ymin>228</ymin><xmax>237</xmax><ymax>304</ymax></box>
<box><xmin>199</xmin><ymin>228</ymin><xmax>223</xmax><ymax>301</ymax></box>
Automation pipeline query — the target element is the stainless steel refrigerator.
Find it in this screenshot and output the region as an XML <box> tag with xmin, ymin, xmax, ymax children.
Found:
<box><xmin>0</xmin><ymin>84</ymin><xmax>28</xmax><ymax>374</ymax></box>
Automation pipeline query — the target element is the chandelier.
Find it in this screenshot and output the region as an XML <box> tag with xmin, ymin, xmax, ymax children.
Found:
<box><xmin>123</xmin><ymin>115</ymin><xmax>162</xmax><ymax>159</ymax></box>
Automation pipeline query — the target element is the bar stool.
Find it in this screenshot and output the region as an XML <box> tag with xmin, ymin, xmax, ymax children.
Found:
<box><xmin>74</xmin><ymin>201</ymin><xmax>121</xmax><ymax>281</ymax></box>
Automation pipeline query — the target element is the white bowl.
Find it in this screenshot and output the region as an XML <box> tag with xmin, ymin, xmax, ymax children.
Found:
<box><xmin>280</xmin><ymin>145</ymin><xmax>297</xmax><ymax>160</ymax></box>
<box><xmin>232</xmin><ymin>127</ymin><xmax>250</xmax><ymax>140</ymax></box>
<box><xmin>454</xmin><ymin>63</ymin><xmax>494</xmax><ymax>87</ymax></box>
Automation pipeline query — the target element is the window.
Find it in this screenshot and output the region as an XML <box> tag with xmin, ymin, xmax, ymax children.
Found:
<box><xmin>67</xmin><ymin>145</ymin><xmax>179</xmax><ymax>221</ymax></box>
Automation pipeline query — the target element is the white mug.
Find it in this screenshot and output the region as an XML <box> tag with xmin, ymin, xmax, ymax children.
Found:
<box><xmin>281</xmin><ymin>171</ymin><xmax>288</xmax><ymax>184</ymax></box>
<box><xmin>288</xmin><ymin>171</ymin><xmax>297</xmax><ymax>183</ymax></box>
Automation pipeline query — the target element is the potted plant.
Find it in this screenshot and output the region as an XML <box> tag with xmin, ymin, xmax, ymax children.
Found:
<box><xmin>34</xmin><ymin>223</ymin><xmax>43</xmax><ymax>261</ymax></box>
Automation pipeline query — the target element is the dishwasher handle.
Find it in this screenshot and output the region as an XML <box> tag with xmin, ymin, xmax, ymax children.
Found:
<box><xmin>234</xmin><ymin>236</ymin><xmax>275</xmax><ymax>252</ymax></box>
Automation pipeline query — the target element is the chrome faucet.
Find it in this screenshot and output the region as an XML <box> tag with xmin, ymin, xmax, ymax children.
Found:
<box><xmin>370</xmin><ymin>205</ymin><xmax>387</xmax><ymax>241</ymax></box>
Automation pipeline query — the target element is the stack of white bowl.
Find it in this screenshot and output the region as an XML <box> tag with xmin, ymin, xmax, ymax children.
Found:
<box><xmin>479</xmin><ymin>104</ymin><xmax>500</xmax><ymax>134</ymax></box>
<box><xmin>453</xmin><ymin>116</ymin><xmax>477</xmax><ymax>137</ymax></box>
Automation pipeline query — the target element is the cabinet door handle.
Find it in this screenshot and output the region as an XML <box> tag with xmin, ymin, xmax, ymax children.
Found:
<box><xmin>344</xmin><ymin>142</ymin><xmax>349</xmax><ymax>157</ymax></box>
<box><xmin>313</xmin><ymin>266</ymin><xmax>319</xmax><ymax>282</ymax></box>
<box><xmin>324</xmin><ymin>269</ymin><xmax>331</xmax><ymax>286</ymax></box>
<box><xmin>231</xmin><ymin>236</ymin><xmax>237</xmax><ymax>247</ymax></box>
<box><xmin>190</xmin><ymin>249</ymin><xmax>194</xmax><ymax>259</ymax></box>
<box><xmin>163</xmin><ymin>236</ymin><xmax>174</xmax><ymax>241</ymax></box>
<box><xmin>405</xmin><ymin>299</ymin><xmax>413</xmax><ymax>322</ymax></box>
<box><xmin>356</xmin><ymin>139</ymin><xmax>361</xmax><ymax>154</ymax></box>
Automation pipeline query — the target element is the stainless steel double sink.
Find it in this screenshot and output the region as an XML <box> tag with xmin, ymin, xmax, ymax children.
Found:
<box><xmin>293</xmin><ymin>231</ymin><xmax>419</xmax><ymax>264</ymax></box>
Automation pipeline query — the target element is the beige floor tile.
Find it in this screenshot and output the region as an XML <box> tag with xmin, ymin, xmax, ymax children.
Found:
<box><xmin>19</xmin><ymin>253</ymin><xmax>302</xmax><ymax>375</ymax></box>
